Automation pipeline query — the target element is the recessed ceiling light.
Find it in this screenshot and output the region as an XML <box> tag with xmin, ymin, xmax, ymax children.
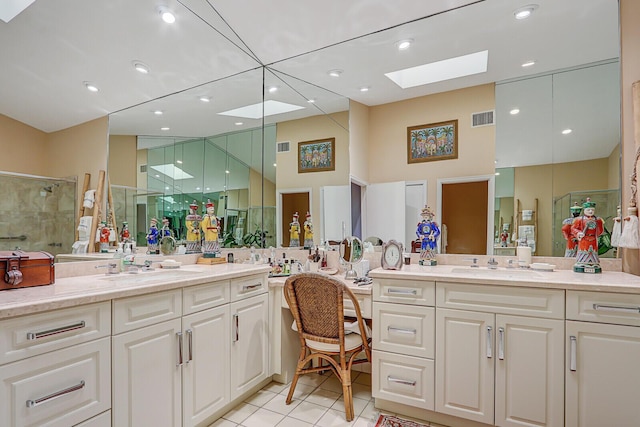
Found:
<box><xmin>154</xmin><ymin>110</ymin><xmax>163</xmax><ymax>115</ymax></box>
<box><xmin>158</xmin><ymin>7</ymin><xmax>175</xmax><ymax>24</ymax></box>
<box><xmin>328</xmin><ymin>69</ymin><xmax>343</xmax><ymax>78</ymax></box>
<box><xmin>196</xmin><ymin>187</ymin><xmax>201</xmax><ymax>191</ymax></box>
<box><xmin>206</xmin><ymin>187</ymin><xmax>210</xmax><ymax>191</ymax></box>
<box><xmin>396</xmin><ymin>39</ymin><xmax>413</xmax><ymax>51</ymax></box>
<box><xmin>521</xmin><ymin>60</ymin><xmax>536</xmax><ymax>68</ymax></box>
<box><xmin>199</xmin><ymin>96</ymin><xmax>211</xmax><ymax>103</ymax></box>
<box><xmin>307</xmin><ymin>98</ymin><xmax>316</xmax><ymax>103</ymax></box>
<box><xmin>155</xmin><ymin>174</ymin><xmax>160</xmax><ymax>178</ymax></box>
<box><xmin>510</xmin><ymin>108</ymin><xmax>520</xmax><ymax>115</ymax></box>
<box><xmin>161</xmin><ymin>127</ymin><xmax>170</xmax><ymax>131</ymax></box>
<box><xmin>360</xmin><ymin>86</ymin><xmax>370</xmax><ymax>92</ymax></box>
<box><xmin>562</xmin><ymin>129</ymin><xmax>572</xmax><ymax>135</ymax></box>
<box><xmin>268</xmin><ymin>86</ymin><xmax>278</xmax><ymax>93</ymax></box>
<box><xmin>176</xmin><ymin>160</ymin><xmax>183</xmax><ymax>164</ymax></box>
<box><xmin>133</xmin><ymin>61</ymin><xmax>149</xmax><ymax>74</ymax></box>
<box><xmin>495</xmin><ymin>172</ymin><xmax>501</xmax><ymax>176</ymax></box>
<box><xmin>273</xmin><ymin>163</ymin><xmax>277</xmax><ymax>167</ymax></box>
<box><xmin>514</xmin><ymin>4</ymin><xmax>538</xmax><ymax>20</ymax></box>
<box><xmin>84</xmin><ymin>81</ymin><xmax>99</xmax><ymax>92</ymax></box>
<box><xmin>225</xmin><ymin>170</ymin><xmax>230</xmax><ymax>174</ymax></box>
<box><xmin>235</xmin><ymin>122</ymin><xmax>243</xmax><ymax>126</ymax></box>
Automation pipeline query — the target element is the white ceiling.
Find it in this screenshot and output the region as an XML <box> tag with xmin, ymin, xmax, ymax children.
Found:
<box><xmin>0</xmin><ymin>0</ymin><xmax>620</xmax><ymax>169</ymax></box>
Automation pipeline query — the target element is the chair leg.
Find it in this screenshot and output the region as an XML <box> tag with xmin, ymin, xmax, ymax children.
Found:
<box><xmin>285</xmin><ymin>370</ymin><xmax>301</xmax><ymax>405</ymax></box>
<box><xmin>341</xmin><ymin>368</ymin><xmax>355</xmax><ymax>421</ymax></box>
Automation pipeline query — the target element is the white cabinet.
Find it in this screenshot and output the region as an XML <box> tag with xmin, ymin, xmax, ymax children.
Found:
<box><xmin>372</xmin><ymin>278</ymin><xmax>435</xmax><ymax>410</ymax></box>
<box><xmin>435</xmin><ymin>282</ymin><xmax>564</xmax><ymax>427</ymax></box>
<box><xmin>566</xmin><ymin>291</ymin><xmax>640</xmax><ymax>427</ymax></box>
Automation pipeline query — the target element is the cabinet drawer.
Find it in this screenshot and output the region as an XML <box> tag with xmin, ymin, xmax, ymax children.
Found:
<box><xmin>0</xmin><ymin>302</ymin><xmax>111</xmax><ymax>365</ymax></box>
<box><xmin>113</xmin><ymin>289</ymin><xmax>182</xmax><ymax>334</ymax></box>
<box><xmin>372</xmin><ymin>350</ymin><xmax>434</xmax><ymax>410</ymax></box>
<box><xmin>344</xmin><ymin>294</ymin><xmax>372</xmax><ymax>319</ymax></box>
<box><xmin>183</xmin><ymin>280</ymin><xmax>230</xmax><ymax>315</ymax></box>
<box><xmin>74</xmin><ymin>410</ymin><xmax>111</xmax><ymax>427</ymax></box>
<box><xmin>436</xmin><ymin>282</ymin><xmax>564</xmax><ymax>319</ymax></box>
<box><xmin>230</xmin><ymin>274</ymin><xmax>267</xmax><ymax>302</ymax></box>
<box><xmin>373</xmin><ymin>302</ymin><xmax>434</xmax><ymax>358</ymax></box>
<box><xmin>373</xmin><ymin>278</ymin><xmax>435</xmax><ymax>306</ymax></box>
<box><xmin>567</xmin><ymin>291</ymin><xmax>640</xmax><ymax>326</ymax></box>
<box><xmin>0</xmin><ymin>337</ymin><xmax>111</xmax><ymax>427</ymax></box>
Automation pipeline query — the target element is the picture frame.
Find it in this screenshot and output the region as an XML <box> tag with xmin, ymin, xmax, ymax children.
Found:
<box><xmin>298</xmin><ymin>137</ymin><xmax>335</xmax><ymax>173</ymax></box>
<box><xmin>407</xmin><ymin>119</ymin><xmax>458</xmax><ymax>163</ymax></box>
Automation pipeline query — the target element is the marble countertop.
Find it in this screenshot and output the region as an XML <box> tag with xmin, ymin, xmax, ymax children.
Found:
<box><xmin>0</xmin><ymin>263</ymin><xmax>271</xmax><ymax>319</ymax></box>
<box><xmin>368</xmin><ymin>264</ymin><xmax>640</xmax><ymax>294</ymax></box>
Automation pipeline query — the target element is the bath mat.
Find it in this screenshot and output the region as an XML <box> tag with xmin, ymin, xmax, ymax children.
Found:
<box><xmin>374</xmin><ymin>414</ymin><xmax>430</xmax><ymax>427</ymax></box>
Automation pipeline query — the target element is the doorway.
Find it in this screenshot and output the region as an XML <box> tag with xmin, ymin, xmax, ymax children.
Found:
<box><xmin>280</xmin><ymin>191</ymin><xmax>310</xmax><ymax>247</ymax></box>
<box><xmin>437</xmin><ymin>175</ymin><xmax>495</xmax><ymax>255</ymax></box>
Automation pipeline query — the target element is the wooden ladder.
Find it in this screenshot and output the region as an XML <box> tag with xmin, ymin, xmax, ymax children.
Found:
<box><xmin>75</xmin><ymin>170</ymin><xmax>114</xmax><ymax>253</ymax></box>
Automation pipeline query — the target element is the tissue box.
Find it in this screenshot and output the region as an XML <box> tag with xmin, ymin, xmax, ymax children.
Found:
<box><xmin>353</xmin><ymin>260</ymin><xmax>370</xmax><ymax>278</ymax></box>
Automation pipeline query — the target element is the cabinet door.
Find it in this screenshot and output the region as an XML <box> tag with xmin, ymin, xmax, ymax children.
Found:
<box><xmin>182</xmin><ymin>305</ymin><xmax>230</xmax><ymax>427</ymax></box>
<box><xmin>112</xmin><ymin>318</ymin><xmax>182</xmax><ymax>427</ymax></box>
<box><xmin>230</xmin><ymin>293</ymin><xmax>269</xmax><ymax>400</ymax></box>
<box><xmin>495</xmin><ymin>315</ymin><xmax>564</xmax><ymax>427</ymax></box>
<box><xmin>566</xmin><ymin>320</ymin><xmax>640</xmax><ymax>427</ymax></box>
<box><xmin>435</xmin><ymin>308</ymin><xmax>494</xmax><ymax>424</ymax></box>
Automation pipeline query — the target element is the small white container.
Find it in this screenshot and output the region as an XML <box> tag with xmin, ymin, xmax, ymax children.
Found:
<box><xmin>517</xmin><ymin>245</ymin><xmax>532</xmax><ymax>266</ymax></box>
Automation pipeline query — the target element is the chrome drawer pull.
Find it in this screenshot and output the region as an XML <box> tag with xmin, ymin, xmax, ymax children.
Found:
<box><xmin>498</xmin><ymin>327</ymin><xmax>504</xmax><ymax>360</ymax></box>
<box><xmin>242</xmin><ymin>283</ymin><xmax>262</xmax><ymax>292</ymax></box>
<box><xmin>27</xmin><ymin>321</ymin><xmax>86</xmax><ymax>340</ymax></box>
<box><xmin>570</xmin><ymin>336</ymin><xmax>577</xmax><ymax>371</ymax></box>
<box><xmin>486</xmin><ymin>326</ymin><xmax>493</xmax><ymax>358</ymax></box>
<box><xmin>387</xmin><ymin>326</ymin><xmax>417</xmax><ymax>335</ymax></box>
<box><xmin>186</xmin><ymin>329</ymin><xmax>193</xmax><ymax>363</ymax></box>
<box><xmin>26</xmin><ymin>380</ymin><xmax>85</xmax><ymax>408</ymax></box>
<box><xmin>387</xmin><ymin>288</ymin><xmax>417</xmax><ymax>296</ymax></box>
<box><xmin>232</xmin><ymin>314</ymin><xmax>239</xmax><ymax>342</ymax></box>
<box><xmin>387</xmin><ymin>376</ymin><xmax>416</xmax><ymax>386</ymax></box>
<box><xmin>177</xmin><ymin>332</ymin><xmax>183</xmax><ymax>366</ymax></box>
<box><xmin>592</xmin><ymin>303</ymin><xmax>640</xmax><ymax>314</ymax></box>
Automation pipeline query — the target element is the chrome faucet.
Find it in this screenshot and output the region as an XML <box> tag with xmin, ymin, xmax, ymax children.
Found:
<box><xmin>96</xmin><ymin>263</ymin><xmax>119</xmax><ymax>275</ymax></box>
<box><xmin>487</xmin><ymin>258</ymin><xmax>499</xmax><ymax>269</ymax></box>
<box><xmin>464</xmin><ymin>257</ymin><xmax>479</xmax><ymax>267</ymax></box>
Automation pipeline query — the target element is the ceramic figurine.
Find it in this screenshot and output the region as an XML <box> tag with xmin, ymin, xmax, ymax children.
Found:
<box><xmin>303</xmin><ymin>211</ymin><xmax>314</xmax><ymax>249</ymax></box>
<box><xmin>185</xmin><ymin>201</ymin><xmax>202</xmax><ymax>254</ymax></box>
<box><xmin>289</xmin><ymin>212</ymin><xmax>300</xmax><ymax>247</ymax></box>
<box><xmin>161</xmin><ymin>217</ymin><xmax>173</xmax><ymax>238</ymax></box>
<box><xmin>416</xmin><ymin>206</ymin><xmax>440</xmax><ymax>265</ymax></box>
<box><xmin>571</xmin><ymin>198</ymin><xmax>603</xmax><ymax>273</ymax></box>
<box><xmin>99</xmin><ymin>220</ymin><xmax>110</xmax><ymax>253</ymax></box>
<box><xmin>562</xmin><ymin>202</ymin><xmax>582</xmax><ymax>257</ymax></box>
<box><xmin>120</xmin><ymin>221</ymin><xmax>130</xmax><ymax>243</ymax></box>
<box><xmin>201</xmin><ymin>200</ymin><xmax>221</xmax><ymax>257</ymax></box>
<box><xmin>146</xmin><ymin>217</ymin><xmax>160</xmax><ymax>254</ymax></box>
<box><xmin>500</xmin><ymin>226</ymin><xmax>509</xmax><ymax>247</ymax></box>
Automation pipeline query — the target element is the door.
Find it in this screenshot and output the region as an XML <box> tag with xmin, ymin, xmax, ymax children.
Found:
<box><xmin>281</xmin><ymin>192</ymin><xmax>309</xmax><ymax>247</ymax></box>
<box><xmin>365</xmin><ymin>181</ymin><xmax>406</xmax><ymax>246</ymax></box>
<box><xmin>230</xmin><ymin>293</ymin><xmax>269</xmax><ymax>400</ymax></box>
<box><xmin>182</xmin><ymin>305</ymin><xmax>230</xmax><ymax>427</ymax></box>
<box><xmin>495</xmin><ymin>315</ymin><xmax>564</xmax><ymax>427</ymax></box>
<box><xmin>436</xmin><ymin>308</ymin><xmax>494</xmax><ymax>424</ymax></box>
<box><xmin>112</xmin><ymin>319</ymin><xmax>182</xmax><ymax>427</ymax></box>
<box><xmin>441</xmin><ymin>181</ymin><xmax>488</xmax><ymax>254</ymax></box>
<box><xmin>566</xmin><ymin>321</ymin><xmax>640</xmax><ymax>427</ymax></box>
<box><xmin>322</xmin><ymin>185</ymin><xmax>350</xmax><ymax>243</ymax></box>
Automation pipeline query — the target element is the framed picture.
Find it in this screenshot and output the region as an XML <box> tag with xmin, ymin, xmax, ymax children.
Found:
<box><xmin>298</xmin><ymin>138</ymin><xmax>336</xmax><ymax>173</ymax></box>
<box><xmin>407</xmin><ymin>119</ymin><xmax>458</xmax><ymax>163</ymax></box>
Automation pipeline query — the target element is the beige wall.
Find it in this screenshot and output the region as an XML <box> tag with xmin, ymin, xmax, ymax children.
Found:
<box><xmin>514</xmin><ymin>165</ymin><xmax>553</xmax><ymax>255</ymax></box>
<box><xmin>608</xmin><ymin>144</ymin><xmax>621</xmax><ymax>190</ymax></box>
<box><xmin>552</xmin><ymin>158</ymin><xmax>611</xmax><ymax>196</ymax></box>
<box><xmin>275</xmin><ymin>111</ymin><xmax>350</xmax><ymax>241</ymax></box>
<box><xmin>367</xmin><ymin>84</ymin><xmax>496</xmax><ymax>210</ymax></box>
<box><xmin>108</xmin><ymin>135</ymin><xmax>137</xmax><ymax>187</ymax></box>
<box><xmin>249</xmin><ymin>167</ymin><xmax>276</xmax><ymax>207</ymax></box>
<box><xmin>349</xmin><ymin>100</ymin><xmax>370</xmax><ymax>183</ymax></box>
<box><xmin>620</xmin><ymin>0</ymin><xmax>640</xmax><ymax>273</ymax></box>
<box><xmin>0</xmin><ymin>114</ymin><xmax>48</xmax><ymax>175</ymax></box>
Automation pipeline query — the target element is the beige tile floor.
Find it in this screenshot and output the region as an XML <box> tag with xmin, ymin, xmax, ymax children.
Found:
<box><xmin>208</xmin><ymin>371</ymin><xmax>443</xmax><ymax>427</ymax></box>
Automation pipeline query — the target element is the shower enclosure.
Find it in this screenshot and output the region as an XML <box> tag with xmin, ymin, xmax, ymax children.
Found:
<box><xmin>0</xmin><ymin>172</ymin><xmax>76</xmax><ymax>256</ymax></box>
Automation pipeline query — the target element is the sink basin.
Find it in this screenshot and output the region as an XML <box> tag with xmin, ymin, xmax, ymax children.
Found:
<box><xmin>449</xmin><ymin>267</ymin><xmax>543</xmax><ymax>278</ymax></box>
<box><xmin>97</xmin><ymin>269</ymin><xmax>202</xmax><ymax>284</ymax></box>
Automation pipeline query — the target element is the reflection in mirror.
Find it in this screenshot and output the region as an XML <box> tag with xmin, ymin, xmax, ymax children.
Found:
<box><xmin>340</xmin><ymin>236</ymin><xmax>363</xmax><ymax>279</ymax></box>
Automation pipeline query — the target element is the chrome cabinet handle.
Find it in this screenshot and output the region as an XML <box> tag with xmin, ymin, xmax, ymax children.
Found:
<box><xmin>387</xmin><ymin>376</ymin><xmax>416</xmax><ymax>386</ymax></box>
<box><xmin>232</xmin><ymin>314</ymin><xmax>239</xmax><ymax>342</ymax></box>
<box><xmin>387</xmin><ymin>326</ymin><xmax>417</xmax><ymax>335</ymax></box>
<box><xmin>186</xmin><ymin>329</ymin><xmax>193</xmax><ymax>363</ymax></box>
<box><xmin>486</xmin><ymin>326</ymin><xmax>493</xmax><ymax>358</ymax></box>
<box><xmin>26</xmin><ymin>380</ymin><xmax>85</xmax><ymax>408</ymax></box>
<box><xmin>177</xmin><ymin>332</ymin><xmax>183</xmax><ymax>366</ymax></box>
<box><xmin>387</xmin><ymin>288</ymin><xmax>417</xmax><ymax>295</ymax></box>
<box><xmin>498</xmin><ymin>327</ymin><xmax>504</xmax><ymax>360</ymax></box>
<box><xmin>243</xmin><ymin>283</ymin><xmax>262</xmax><ymax>292</ymax></box>
<box><xmin>593</xmin><ymin>303</ymin><xmax>640</xmax><ymax>314</ymax></box>
<box><xmin>570</xmin><ymin>335</ymin><xmax>577</xmax><ymax>371</ymax></box>
<box><xmin>27</xmin><ymin>321</ymin><xmax>86</xmax><ymax>340</ymax></box>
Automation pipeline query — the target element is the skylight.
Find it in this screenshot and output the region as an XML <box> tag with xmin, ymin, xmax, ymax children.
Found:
<box><xmin>218</xmin><ymin>100</ymin><xmax>304</xmax><ymax>120</ymax></box>
<box><xmin>0</xmin><ymin>0</ymin><xmax>36</xmax><ymax>23</ymax></box>
<box><xmin>385</xmin><ymin>50</ymin><xmax>489</xmax><ymax>89</ymax></box>
<box><xmin>150</xmin><ymin>164</ymin><xmax>194</xmax><ymax>180</ymax></box>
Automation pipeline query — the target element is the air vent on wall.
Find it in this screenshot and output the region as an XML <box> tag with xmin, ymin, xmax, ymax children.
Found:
<box><xmin>471</xmin><ymin>110</ymin><xmax>495</xmax><ymax>127</ymax></box>
<box><xmin>277</xmin><ymin>141</ymin><xmax>290</xmax><ymax>153</ymax></box>
<box><xmin>140</xmin><ymin>164</ymin><xmax>147</xmax><ymax>173</ymax></box>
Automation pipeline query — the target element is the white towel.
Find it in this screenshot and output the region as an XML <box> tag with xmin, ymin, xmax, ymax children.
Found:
<box><xmin>611</xmin><ymin>217</ymin><xmax>622</xmax><ymax>247</ymax></box>
<box><xmin>83</xmin><ymin>189</ymin><xmax>96</xmax><ymax>208</ymax></box>
<box><xmin>77</xmin><ymin>216</ymin><xmax>93</xmax><ymax>241</ymax></box>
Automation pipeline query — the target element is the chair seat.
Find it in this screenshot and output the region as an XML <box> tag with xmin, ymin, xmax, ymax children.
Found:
<box><xmin>306</xmin><ymin>333</ymin><xmax>364</xmax><ymax>352</ymax></box>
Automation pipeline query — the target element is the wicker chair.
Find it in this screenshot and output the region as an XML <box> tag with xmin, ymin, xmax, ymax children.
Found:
<box><xmin>283</xmin><ymin>273</ymin><xmax>372</xmax><ymax>421</ymax></box>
